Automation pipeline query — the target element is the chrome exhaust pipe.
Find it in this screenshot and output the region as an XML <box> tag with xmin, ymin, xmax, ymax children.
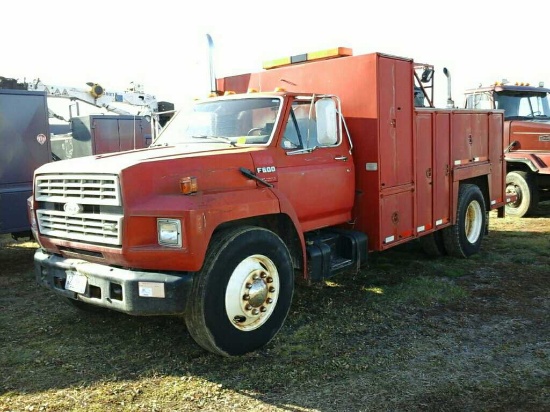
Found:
<box><xmin>206</xmin><ymin>34</ymin><xmax>217</xmax><ymax>95</ymax></box>
<box><xmin>443</xmin><ymin>67</ymin><xmax>455</xmax><ymax>108</ymax></box>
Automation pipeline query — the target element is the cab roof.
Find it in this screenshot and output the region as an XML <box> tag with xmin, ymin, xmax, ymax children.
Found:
<box><xmin>465</xmin><ymin>84</ymin><xmax>550</xmax><ymax>94</ymax></box>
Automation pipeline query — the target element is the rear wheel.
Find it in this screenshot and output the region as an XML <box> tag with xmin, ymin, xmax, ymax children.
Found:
<box><xmin>505</xmin><ymin>171</ymin><xmax>539</xmax><ymax>218</ymax></box>
<box><xmin>443</xmin><ymin>184</ymin><xmax>486</xmax><ymax>258</ymax></box>
<box><xmin>185</xmin><ymin>226</ymin><xmax>294</xmax><ymax>356</ymax></box>
<box><xmin>419</xmin><ymin>230</ymin><xmax>447</xmax><ymax>257</ymax></box>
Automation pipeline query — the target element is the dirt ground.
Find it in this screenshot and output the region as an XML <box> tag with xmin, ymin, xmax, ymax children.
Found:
<box><xmin>0</xmin><ymin>203</ymin><xmax>548</xmax><ymax>411</ymax></box>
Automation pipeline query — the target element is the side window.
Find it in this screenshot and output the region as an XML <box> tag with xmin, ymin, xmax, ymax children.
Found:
<box><xmin>281</xmin><ymin>98</ymin><xmax>339</xmax><ymax>150</ymax></box>
<box><xmin>281</xmin><ymin>102</ymin><xmax>317</xmax><ymax>150</ymax></box>
<box><xmin>281</xmin><ymin>117</ymin><xmax>302</xmax><ymax>149</ymax></box>
<box><xmin>467</xmin><ymin>93</ymin><xmax>492</xmax><ymax>110</ymax></box>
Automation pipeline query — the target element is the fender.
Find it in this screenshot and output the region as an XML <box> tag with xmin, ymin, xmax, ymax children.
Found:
<box><xmin>201</xmin><ymin>185</ymin><xmax>307</xmax><ymax>277</ymax></box>
<box><xmin>505</xmin><ymin>153</ymin><xmax>550</xmax><ymax>174</ymax></box>
<box><xmin>268</xmin><ymin>186</ymin><xmax>308</xmax><ymax>275</ymax></box>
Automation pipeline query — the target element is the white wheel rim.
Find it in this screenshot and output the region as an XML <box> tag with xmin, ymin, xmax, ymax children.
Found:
<box><xmin>465</xmin><ymin>200</ymin><xmax>483</xmax><ymax>243</ymax></box>
<box><xmin>225</xmin><ymin>254</ymin><xmax>280</xmax><ymax>331</ymax></box>
<box><xmin>506</xmin><ymin>182</ymin><xmax>522</xmax><ymax>208</ymax></box>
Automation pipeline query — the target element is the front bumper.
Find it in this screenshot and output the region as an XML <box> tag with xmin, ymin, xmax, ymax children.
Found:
<box><xmin>34</xmin><ymin>249</ymin><xmax>193</xmax><ymax>315</ymax></box>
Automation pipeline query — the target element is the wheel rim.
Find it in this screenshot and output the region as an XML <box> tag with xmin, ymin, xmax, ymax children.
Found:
<box><xmin>465</xmin><ymin>200</ymin><xmax>483</xmax><ymax>243</ymax></box>
<box><xmin>506</xmin><ymin>182</ymin><xmax>522</xmax><ymax>208</ymax></box>
<box><xmin>225</xmin><ymin>254</ymin><xmax>280</xmax><ymax>331</ymax></box>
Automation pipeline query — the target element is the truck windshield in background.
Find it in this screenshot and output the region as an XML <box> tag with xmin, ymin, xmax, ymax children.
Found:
<box><xmin>467</xmin><ymin>90</ymin><xmax>550</xmax><ymax>120</ymax></box>
<box><xmin>153</xmin><ymin>96</ymin><xmax>282</xmax><ymax>146</ymax></box>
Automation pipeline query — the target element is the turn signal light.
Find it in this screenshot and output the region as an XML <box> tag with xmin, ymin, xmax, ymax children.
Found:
<box><xmin>180</xmin><ymin>177</ymin><xmax>198</xmax><ymax>194</ymax></box>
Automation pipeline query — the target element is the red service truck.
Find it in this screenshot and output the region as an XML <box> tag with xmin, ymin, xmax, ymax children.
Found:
<box><xmin>30</xmin><ymin>48</ymin><xmax>507</xmax><ymax>356</ymax></box>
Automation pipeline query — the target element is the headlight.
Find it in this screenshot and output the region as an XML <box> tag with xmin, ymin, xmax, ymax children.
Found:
<box><xmin>157</xmin><ymin>219</ymin><xmax>182</xmax><ymax>247</ymax></box>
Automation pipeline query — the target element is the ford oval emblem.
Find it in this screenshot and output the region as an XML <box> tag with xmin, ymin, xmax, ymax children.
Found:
<box><xmin>64</xmin><ymin>202</ymin><xmax>83</xmax><ymax>215</ymax></box>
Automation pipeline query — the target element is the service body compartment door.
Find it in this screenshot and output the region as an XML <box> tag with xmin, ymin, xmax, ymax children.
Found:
<box><xmin>92</xmin><ymin>117</ymin><xmax>121</xmax><ymax>155</ymax></box>
<box><xmin>380</xmin><ymin>190</ymin><xmax>414</xmax><ymax>248</ymax></box>
<box><xmin>378</xmin><ymin>56</ymin><xmax>413</xmax><ymax>189</ymax></box>
<box><xmin>488</xmin><ymin>112</ymin><xmax>505</xmax><ymax>206</ymax></box>
<box><xmin>415</xmin><ymin>111</ymin><xmax>433</xmax><ymax>234</ymax></box>
<box><xmin>434</xmin><ymin>113</ymin><xmax>451</xmax><ymax>227</ymax></box>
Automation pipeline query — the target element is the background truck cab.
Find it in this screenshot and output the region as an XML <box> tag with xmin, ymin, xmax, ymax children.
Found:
<box><xmin>465</xmin><ymin>81</ymin><xmax>550</xmax><ymax>216</ymax></box>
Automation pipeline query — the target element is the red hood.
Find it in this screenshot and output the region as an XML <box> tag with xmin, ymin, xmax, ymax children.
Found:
<box><xmin>507</xmin><ymin>119</ymin><xmax>550</xmax><ymax>151</ymax></box>
<box><xmin>34</xmin><ymin>143</ymin><xmax>263</xmax><ymax>175</ymax></box>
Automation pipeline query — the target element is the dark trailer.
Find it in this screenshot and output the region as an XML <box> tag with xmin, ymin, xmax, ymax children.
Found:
<box><xmin>0</xmin><ymin>89</ymin><xmax>50</xmax><ymax>238</ymax></box>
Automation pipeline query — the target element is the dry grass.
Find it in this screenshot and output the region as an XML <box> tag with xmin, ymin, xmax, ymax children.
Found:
<box><xmin>0</xmin><ymin>204</ymin><xmax>549</xmax><ymax>411</ymax></box>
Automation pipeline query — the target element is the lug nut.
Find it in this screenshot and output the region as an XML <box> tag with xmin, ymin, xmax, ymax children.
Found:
<box><xmin>243</xmin><ymin>294</ymin><xmax>250</xmax><ymax>301</ymax></box>
<box><xmin>245</xmin><ymin>304</ymin><xmax>252</xmax><ymax>310</ymax></box>
<box><xmin>260</xmin><ymin>272</ymin><xmax>267</xmax><ymax>278</ymax></box>
<box><xmin>246</xmin><ymin>283</ymin><xmax>252</xmax><ymax>289</ymax></box>
<box><xmin>267</xmin><ymin>298</ymin><xmax>273</xmax><ymax>304</ymax></box>
<box><xmin>260</xmin><ymin>306</ymin><xmax>267</xmax><ymax>312</ymax></box>
<box><xmin>269</xmin><ymin>286</ymin><xmax>276</xmax><ymax>293</ymax></box>
<box><xmin>266</xmin><ymin>277</ymin><xmax>273</xmax><ymax>283</ymax></box>
<box><xmin>252</xmin><ymin>309</ymin><xmax>260</xmax><ymax>315</ymax></box>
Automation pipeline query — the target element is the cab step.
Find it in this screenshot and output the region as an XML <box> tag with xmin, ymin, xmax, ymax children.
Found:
<box><xmin>305</xmin><ymin>229</ymin><xmax>368</xmax><ymax>282</ymax></box>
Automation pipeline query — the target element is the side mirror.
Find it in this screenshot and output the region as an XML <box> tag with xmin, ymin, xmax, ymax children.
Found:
<box><xmin>315</xmin><ymin>98</ymin><xmax>338</xmax><ymax>146</ymax></box>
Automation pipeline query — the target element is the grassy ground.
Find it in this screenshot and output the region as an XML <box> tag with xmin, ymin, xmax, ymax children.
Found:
<box><xmin>0</xmin><ymin>204</ymin><xmax>549</xmax><ymax>411</ymax></box>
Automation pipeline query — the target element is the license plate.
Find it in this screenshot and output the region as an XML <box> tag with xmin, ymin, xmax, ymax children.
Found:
<box><xmin>65</xmin><ymin>271</ymin><xmax>88</xmax><ymax>294</ymax></box>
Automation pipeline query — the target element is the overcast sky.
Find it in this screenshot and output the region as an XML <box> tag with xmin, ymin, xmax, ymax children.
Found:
<box><xmin>4</xmin><ymin>0</ymin><xmax>550</xmax><ymax>111</ymax></box>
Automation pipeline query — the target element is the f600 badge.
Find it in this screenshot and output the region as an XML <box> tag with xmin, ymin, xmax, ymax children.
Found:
<box><xmin>257</xmin><ymin>166</ymin><xmax>276</xmax><ymax>174</ymax></box>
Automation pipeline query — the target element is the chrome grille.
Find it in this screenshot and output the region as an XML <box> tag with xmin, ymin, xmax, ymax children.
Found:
<box><xmin>37</xmin><ymin>210</ymin><xmax>122</xmax><ymax>245</ymax></box>
<box><xmin>35</xmin><ymin>173</ymin><xmax>123</xmax><ymax>246</ymax></box>
<box><xmin>35</xmin><ymin>174</ymin><xmax>121</xmax><ymax>206</ymax></box>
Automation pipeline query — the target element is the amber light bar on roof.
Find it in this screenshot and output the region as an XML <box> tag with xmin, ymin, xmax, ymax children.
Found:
<box><xmin>263</xmin><ymin>47</ymin><xmax>353</xmax><ymax>70</ymax></box>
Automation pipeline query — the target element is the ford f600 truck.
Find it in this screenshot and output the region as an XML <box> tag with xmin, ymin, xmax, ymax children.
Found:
<box><xmin>30</xmin><ymin>48</ymin><xmax>506</xmax><ymax>356</ymax></box>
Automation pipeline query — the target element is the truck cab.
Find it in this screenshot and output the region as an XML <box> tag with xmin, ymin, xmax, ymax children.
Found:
<box><xmin>465</xmin><ymin>82</ymin><xmax>550</xmax><ymax>216</ymax></box>
<box><xmin>153</xmin><ymin>91</ymin><xmax>355</xmax><ymax>231</ymax></box>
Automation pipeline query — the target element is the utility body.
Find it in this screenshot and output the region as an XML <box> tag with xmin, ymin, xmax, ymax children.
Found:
<box><xmin>30</xmin><ymin>48</ymin><xmax>506</xmax><ymax>356</ymax></box>
<box><xmin>465</xmin><ymin>82</ymin><xmax>550</xmax><ymax>216</ymax></box>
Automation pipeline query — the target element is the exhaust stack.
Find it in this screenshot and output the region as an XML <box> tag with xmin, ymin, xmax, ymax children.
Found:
<box><xmin>443</xmin><ymin>67</ymin><xmax>455</xmax><ymax>108</ymax></box>
<box><xmin>206</xmin><ymin>34</ymin><xmax>217</xmax><ymax>95</ymax></box>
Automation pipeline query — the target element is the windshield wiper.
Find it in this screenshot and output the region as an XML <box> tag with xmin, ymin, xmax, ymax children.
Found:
<box><xmin>192</xmin><ymin>135</ymin><xmax>237</xmax><ymax>147</ymax></box>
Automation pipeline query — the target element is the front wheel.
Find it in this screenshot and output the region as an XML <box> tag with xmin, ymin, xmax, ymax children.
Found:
<box><xmin>505</xmin><ymin>171</ymin><xmax>539</xmax><ymax>218</ymax></box>
<box><xmin>443</xmin><ymin>184</ymin><xmax>486</xmax><ymax>258</ymax></box>
<box><xmin>185</xmin><ymin>226</ymin><xmax>294</xmax><ymax>356</ymax></box>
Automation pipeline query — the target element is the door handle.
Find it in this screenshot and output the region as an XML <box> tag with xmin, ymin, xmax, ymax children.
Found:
<box><xmin>334</xmin><ymin>155</ymin><xmax>348</xmax><ymax>161</ymax></box>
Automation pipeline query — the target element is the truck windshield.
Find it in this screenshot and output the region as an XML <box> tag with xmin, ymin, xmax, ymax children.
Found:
<box><xmin>152</xmin><ymin>97</ymin><xmax>282</xmax><ymax>146</ymax></box>
<box><xmin>495</xmin><ymin>91</ymin><xmax>550</xmax><ymax>120</ymax></box>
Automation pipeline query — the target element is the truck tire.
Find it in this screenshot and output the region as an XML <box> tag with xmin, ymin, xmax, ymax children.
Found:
<box><xmin>443</xmin><ymin>184</ymin><xmax>486</xmax><ymax>258</ymax></box>
<box><xmin>419</xmin><ymin>230</ymin><xmax>447</xmax><ymax>257</ymax></box>
<box><xmin>505</xmin><ymin>171</ymin><xmax>539</xmax><ymax>218</ymax></box>
<box><xmin>185</xmin><ymin>226</ymin><xmax>294</xmax><ymax>356</ymax></box>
